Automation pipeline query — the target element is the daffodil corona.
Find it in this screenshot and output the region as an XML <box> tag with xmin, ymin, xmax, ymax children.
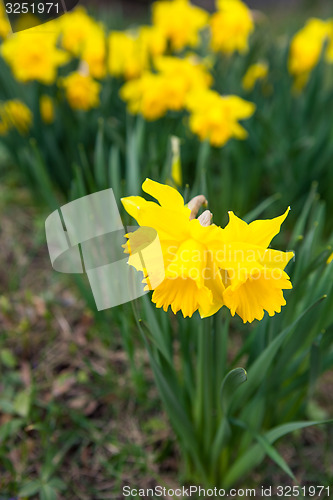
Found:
<box><xmin>122</xmin><ymin>180</ymin><xmax>293</xmax><ymax>323</ymax></box>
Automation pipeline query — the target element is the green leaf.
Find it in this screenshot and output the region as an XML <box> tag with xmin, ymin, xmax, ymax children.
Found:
<box><xmin>232</xmin><ymin>296</ymin><xmax>326</xmax><ymax>413</ymax></box>
<box><xmin>210</xmin><ymin>368</ymin><xmax>247</xmax><ymax>465</ymax></box>
<box><xmin>18</xmin><ymin>480</ymin><xmax>41</xmax><ymax>497</ymax></box>
<box><xmin>244</xmin><ymin>193</ymin><xmax>281</xmax><ymax>223</ymax></box>
<box><xmin>13</xmin><ymin>389</ymin><xmax>32</xmax><ymax>418</ymax></box>
<box><xmin>108</xmin><ymin>145</ymin><xmax>121</xmax><ymax>201</ymax></box>
<box><xmin>0</xmin><ymin>418</ymin><xmax>24</xmax><ymax>442</ymax></box>
<box><xmin>142</xmin><ymin>295</ymin><xmax>173</xmax><ymax>365</ymax></box>
<box><xmin>220</xmin><ymin>368</ymin><xmax>247</xmax><ymax>414</ymax></box>
<box><xmin>48</xmin><ymin>477</ymin><xmax>66</xmax><ymax>490</ymax></box>
<box><xmin>40</xmin><ymin>484</ymin><xmax>58</xmax><ymax>500</ymax></box>
<box><xmin>0</xmin><ymin>348</ymin><xmax>17</xmax><ymax>368</ymax></box>
<box><xmin>135</xmin><ymin>315</ymin><xmax>207</xmax><ymax>483</ymax></box>
<box><xmin>126</xmin><ymin>116</ymin><xmax>141</xmax><ymax>196</ymax></box>
<box><xmin>254</xmin><ymin>433</ymin><xmax>295</xmax><ymax>480</ymax></box>
<box><xmin>94</xmin><ymin>118</ymin><xmax>107</xmax><ymax>189</ymax></box>
<box><xmin>224</xmin><ymin>419</ymin><xmax>333</xmax><ymax>487</ymax></box>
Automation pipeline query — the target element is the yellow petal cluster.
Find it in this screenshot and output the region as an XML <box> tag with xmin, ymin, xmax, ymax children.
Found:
<box><xmin>242</xmin><ymin>62</ymin><xmax>268</xmax><ymax>91</ymax></box>
<box><xmin>0</xmin><ymin>100</ymin><xmax>32</xmax><ymax>135</ymax></box>
<box><xmin>1</xmin><ymin>28</ymin><xmax>69</xmax><ymax>84</ymax></box>
<box><xmin>58</xmin><ymin>8</ymin><xmax>107</xmax><ymax>78</ymax></box>
<box><xmin>81</xmin><ymin>25</ymin><xmax>107</xmax><ymax>79</ymax></box>
<box><xmin>59</xmin><ymin>7</ymin><xmax>99</xmax><ymax>56</ymax></box>
<box><xmin>122</xmin><ymin>179</ymin><xmax>293</xmax><ymax>322</ymax></box>
<box><xmin>186</xmin><ymin>90</ymin><xmax>255</xmax><ymax>147</ymax></box>
<box><xmin>108</xmin><ymin>31</ymin><xmax>147</xmax><ymax>80</ymax></box>
<box><xmin>152</xmin><ymin>0</ymin><xmax>208</xmax><ymax>51</ymax></box>
<box><xmin>108</xmin><ymin>26</ymin><xmax>166</xmax><ymax>80</ymax></box>
<box><xmin>215</xmin><ymin>210</ymin><xmax>293</xmax><ymax>323</ymax></box>
<box><xmin>60</xmin><ymin>72</ymin><xmax>101</xmax><ymax>111</ymax></box>
<box><xmin>120</xmin><ymin>56</ymin><xmax>212</xmax><ymax>120</ymax></box>
<box><xmin>289</xmin><ymin>18</ymin><xmax>332</xmax><ymax>90</ymax></box>
<box><xmin>210</xmin><ymin>0</ymin><xmax>254</xmax><ymax>55</ymax></box>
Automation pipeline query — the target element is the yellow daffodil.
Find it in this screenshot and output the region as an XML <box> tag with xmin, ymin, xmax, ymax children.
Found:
<box><xmin>108</xmin><ymin>31</ymin><xmax>148</xmax><ymax>80</ymax></box>
<box><xmin>120</xmin><ymin>55</ymin><xmax>212</xmax><ymax>120</ymax></box>
<box><xmin>152</xmin><ymin>0</ymin><xmax>208</xmax><ymax>51</ymax></box>
<box><xmin>213</xmin><ymin>209</ymin><xmax>294</xmax><ymax>323</ymax></box>
<box><xmin>40</xmin><ymin>95</ymin><xmax>55</xmax><ymax>124</ymax></box>
<box><xmin>60</xmin><ymin>72</ymin><xmax>101</xmax><ymax>111</ymax></box>
<box><xmin>108</xmin><ymin>26</ymin><xmax>167</xmax><ymax>81</ymax></box>
<box><xmin>1</xmin><ymin>28</ymin><xmax>69</xmax><ymax>84</ymax></box>
<box><xmin>121</xmin><ymin>179</ymin><xmax>223</xmax><ymax>318</ymax></box>
<box><xmin>289</xmin><ymin>18</ymin><xmax>331</xmax><ymax>90</ymax></box>
<box><xmin>210</xmin><ymin>0</ymin><xmax>254</xmax><ymax>55</ymax></box>
<box><xmin>0</xmin><ymin>100</ymin><xmax>32</xmax><ymax>135</ymax></box>
<box><xmin>81</xmin><ymin>25</ymin><xmax>107</xmax><ymax>79</ymax></box>
<box><xmin>122</xmin><ymin>180</ymin><xmax>293</xmax><ymax>322</ymax></box>
<box><xmin>242</xmin><ymin>62</ymin><xmax>268</xmax><ymax>91</ymax></box>
<box><xmin>120</xmin><ymin>72</ymin><xmax>168</xmax><ymax>120</ymax></box>
<box><xmin>186</xmin><ymin>89</ymin><xmax>255</xmax><ymax>147</ymax></box>
<box><xmin>139</xmin><ymin>25</ymin><xmax>167</xmax><ymax>58</ymax></box>
<box><xmin>59</xmin><ymin>7</ymin><xmax>99</xmax><ymax>56</ymax></box>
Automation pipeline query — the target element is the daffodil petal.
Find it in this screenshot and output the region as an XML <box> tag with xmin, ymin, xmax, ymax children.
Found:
<box><xmin>223</xmin><ymin>267</ymin><xmax>292</xmax><ymax>323</ymax></box>
<box><xmin>142</xmin><ymin>178</ymin><xmax>186</xmax><ymax>210</ymax></box>
<box><xmin>247</xmin><ymin>207</ymin><xmax>290</xmax><ymax>248</ymax></box>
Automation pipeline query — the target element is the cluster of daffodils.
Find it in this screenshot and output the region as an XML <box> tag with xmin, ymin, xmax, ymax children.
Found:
<box><xmin>0</xmin><ymin>8</ymin><xmax>104</xmax><ymax>115</ymax></box>
<box><xmin>0</xmin><ymin>99</ymin><xmax>32</xmax><ymax>135</ymax></box>
<box><xmin>0</xmin><ymin>0</ymin><xmax>258</xmax><ymax>147</ymax></box>
<box><xmin>0</xmin><ymin>0</ymin><xmax>332</xmax><ymax>144</ymax></box>
<box><xmin>120</xmin><ymin>53</ymin><xmax>256</xmax><ymax>146</ymax></box>
<box><xmin>122</xmin><ymin>179</ymin><xmax>293</xmax><ymax>323</ymax></box>
<box><xmin>116</xmin><ymin>0</ymin><xmax>256</xmax><ymax>145</ymax></box>
<box><xmin>289</xmin><ymin>18</ymin><xmax>333</xmax><ymax>90</ymax></box>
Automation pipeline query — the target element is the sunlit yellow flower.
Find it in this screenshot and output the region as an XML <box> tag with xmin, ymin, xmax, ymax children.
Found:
<box><xmin>186</xmin><ymin>89</ymin><xmax>255</xmax><ymax>146</ymax></box>
<box><xmin>60</xmin><ymin>72</ymin><xmax>101</xmax><ymax>111</ymax></box>
<box><xmin>139</xmin><ymin>25</ymin><xmax>167</xmax><ymax>58</ymax></box>
<box><xmin>122</xmin><ymin>180</ymin><xmax>293</xmax><ymax>322</ymax></box>
<box><xmin>81</xmin><ymin>25</ymin><xmax>107</xmax><ymax>79</ymax></box>
<box><xmin>40</xmin><ymin>95</ymin><xmax>55</xmax><ymax>124</ymax></box>
<box><xmin>122</xmin><ymin>179</ymin><xmax>224</xmax><ymax>318</ymax></box>
<box><xmin>155</xmin><ymin>55</ymin><xmax>212</xmax><ymax>90</ymax></box>
<box><xmin>210</xmin><ymin>0</ymin><xmax>254</xmax><ymax>55</ymax></box>
<box><xmin>0</xmin><ymin>2</ymin><xmax>11</xmax><ymax>39</ymax></box>
<box><xmin>59</xmin><ymin>7</ymin><xmax>98</xmax><ymax>56</ymax></box>
<box><xmin>108</xmin><ymin>31</ymin><xmax>148</xmax><ymax>79</ymax></box>
<box><xmin>0</xmin><ymin>100</ymin><xmax>32</xmax><ymax>135</ymax></box>
<box><xmin>242</xmin><ymin>62</ymin><xmax>268</xmax><ymax>91</ymax></box>
<box><xmin>120</xmin><ymin>73</ymin><xmax>167</xmax><ymax>120</ymax></box>
<box><xmin>214</xmin><ymin>209</ymin><xmax>294</xmax><ymax>323</ymax></box>
<box><xmin>1</xmin><ymin>27</ymin><xmax>68</xmax><ymax>84</ymax></box>
<box><xmin>327</xmin><ymin>252</ymin><xmax>333</xmax><ymax>265</ymax></box>
<box><xmin>152</xmin><ymin>0</ymin><xmax>208</xmax><ymax>51</ymax></box>
<box><xmin>120</xmin><ymin>55</ymin><xmax>212</xmax><ymax>120</ymax></box>
<box><xmin>289</xmin><ymin>18</ymin><xmax>330</xmax><ymax>90</ymax></box>
<box><xmin>108</xmin><ymin>26</ymin><xmax>166</xmax><ymax>81</ymax></box>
